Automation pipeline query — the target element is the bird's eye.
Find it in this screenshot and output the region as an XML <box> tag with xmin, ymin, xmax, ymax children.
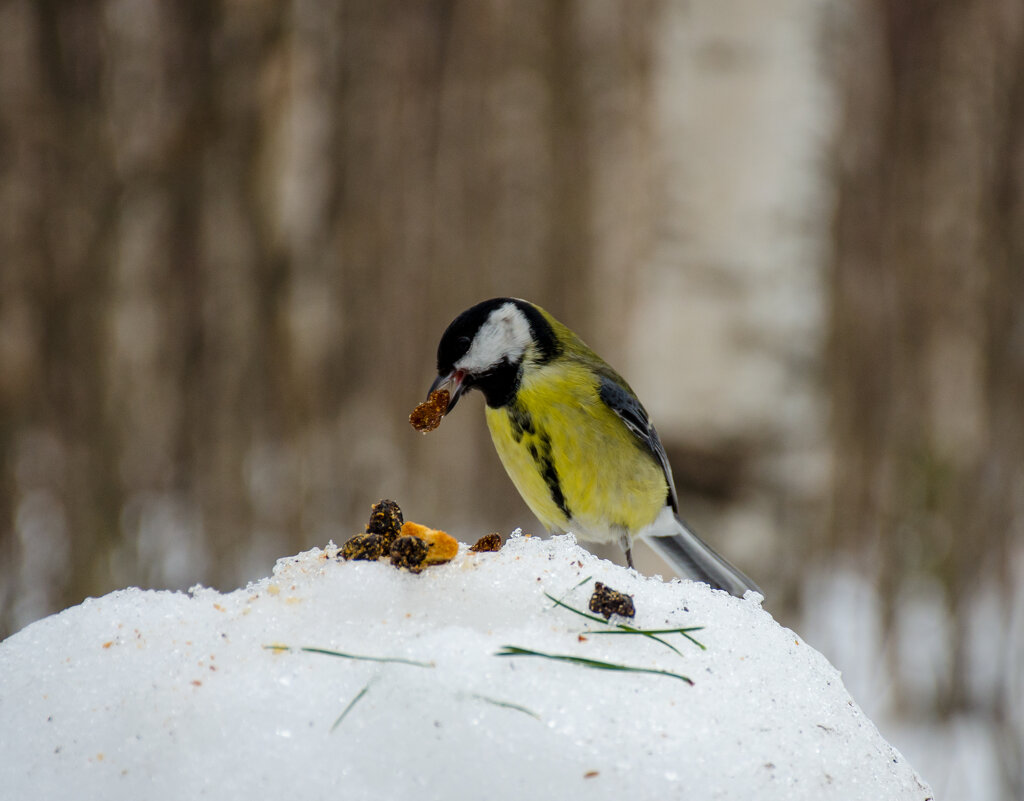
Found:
<box><xmin>457</xmin><ymin>335</ymin><xmax>472</xmax><ymax>349</ymax></box>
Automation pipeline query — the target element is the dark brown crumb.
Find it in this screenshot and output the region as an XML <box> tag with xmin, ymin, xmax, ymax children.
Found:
<box><xmin>588</xmin><ymin>582</ymin><xmax>636</xmax><ymax>619</ymax></box>
<box><xmin>366</xmin><ymin>499</ymin><xmax>404</xmax><ymax>548</ymax></box>
<box><xmin>339</xmin><ymin>532</ymin><xmax>384</xmax><ymax>561</ymax></box>
<box><xmin>469</xmin><ymin>533</ymin><xmax>503</xmax><ymax>552</ymax></box>
<box><xmin>409</xmin><ymin>389</ymin><xmax>449</xmax><ymax>433</ymax></box>
<box><xmin>390</xmin><ymin>535</ymin><xmax>429</xmax><ymax>572</ymax></box>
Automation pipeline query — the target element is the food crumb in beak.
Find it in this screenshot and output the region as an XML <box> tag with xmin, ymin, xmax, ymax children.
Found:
<box><xmin>409</xmin><ymin>388</ymin><xmax>449</xmax><ymax>433</ymax></box>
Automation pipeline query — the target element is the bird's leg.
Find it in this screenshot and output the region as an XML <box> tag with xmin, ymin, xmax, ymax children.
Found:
<box><xmin>620</xmin><ymin>534</ymin><xmax>635</xmax><ymax>569</ymax></box>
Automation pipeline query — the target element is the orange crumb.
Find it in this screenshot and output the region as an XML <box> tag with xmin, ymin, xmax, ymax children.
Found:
<box><xmin>401</xmin><ymin>521</ymin><xmax>458</xmax><ymax>565</ymax></box>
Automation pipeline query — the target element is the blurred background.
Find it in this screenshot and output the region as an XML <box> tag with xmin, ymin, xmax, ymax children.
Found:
<box><xmin>0</xmin><ymin>0</ymin><xmax>1022</xmax><ymax>797</ymax></box>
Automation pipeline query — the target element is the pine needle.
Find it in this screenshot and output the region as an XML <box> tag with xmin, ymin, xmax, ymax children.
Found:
<box><xmin>471</xmin><ymin>693</ymin><xmax>541</xmax><ymax>720</ymax></box>
<box><xmin>496</xmin><ymin>645</ymin><xmax>693</xmax><ymax>685</ymax></box>
<box><xmin>543</xmin><ymin>592</ymin><xmax>706</xmax><ymax>652</ymax></box>
<box><xmin>263</xmin><ymin>644</ymin><xmax>434</xmax><ymax>668</ymax></box>
<box><xmin>545</xmin><ymin>591</ymin><xmax>607</xmax><ymax>625</ymax></box>
<box><xmin>544</xmin><ymin>575</ymin><xmax>595</xmax><ymax>612</ymax></box>
<box><xmin>590</xmin><ymin>627</ymin><xmax>706</xmax><ymax>650</ymax></box>
<box><xmin>331</xmin><ymin>680</ymin><xmax>374</xmax><ymax>732</ymax></box>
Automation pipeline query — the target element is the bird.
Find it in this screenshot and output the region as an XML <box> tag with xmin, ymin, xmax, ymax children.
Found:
<box><xmin>424</xmin><ymin>297</ymin><xmax>761</xmax><ymax>598</ymax></box>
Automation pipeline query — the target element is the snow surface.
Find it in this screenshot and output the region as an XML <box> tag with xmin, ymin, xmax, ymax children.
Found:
<box><xmin>0</xmin><ymin>532</ymin><xmax>933</xmax><ymax>801</ymax></box>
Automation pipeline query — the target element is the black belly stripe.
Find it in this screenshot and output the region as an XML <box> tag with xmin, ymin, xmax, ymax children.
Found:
<box><xmin>507</xmin><ymin>405</ymin><xmax>571</xmax><ymax>520</ymax></box>
<box><xmin>508</xmin><ymin>403</ymin><xmax>535</xmax><ymax>443</ymax></box>
<box><xmin>535</xmin><ymin>432</ymin><xmax>571</xmax><ymax>520</ymax></box>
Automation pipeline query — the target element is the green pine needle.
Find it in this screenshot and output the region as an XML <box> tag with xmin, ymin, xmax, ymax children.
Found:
<box><xmin>545</xmin><ymin>591</ymin><xmax>613</xmax><ymax>625</ymax></box>
<box><xmin>543</xmin><ymin>592</ymin><xmax>706</xmax><ymax>652</ymax></box>
<box><xmin>471</xmin><ymin>694</ymin><xmax>542</xmax><ymax>720</ymax></box>
<box><xmin>496</xmin><ymin>645</ymin><xmax>693</xmax><ymax>685</ymax></box>
<box><xmin>331</xmin><ymin>681</ymin><xmax>374</xmax><ymax>732</ymax></box>
<box><xmin>590</xmin><ymin>627</ymin><xmax>706</xmax><ymax>650</ymax></box>
<box><xmin>264</xmin><ymin>644</ymin><xmax>434</xmax><ymax>668</ymax></box>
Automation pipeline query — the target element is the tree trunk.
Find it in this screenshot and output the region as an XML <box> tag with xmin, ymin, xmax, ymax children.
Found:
<box><xmin>0</xmin><ymin>0</ymin><xmax>658</xmax><ymax>635</ymax></box>
<box><xmin>828</xmin><ymin>0</ymin><xmax>1024</xmax><ymax>791</ymax></box>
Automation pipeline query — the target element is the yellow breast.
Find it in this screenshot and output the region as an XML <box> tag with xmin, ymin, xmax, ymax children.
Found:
<box><xmin>484</xmin><ymin>362</ymin><xmax>668</xmax><ymax>543</ymax></box>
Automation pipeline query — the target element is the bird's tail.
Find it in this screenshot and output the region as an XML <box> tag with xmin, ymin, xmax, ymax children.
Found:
<box><xmin>645</xmin><ymin>515</ymin><xmax>762</xmax><ymax>599</ymax></box>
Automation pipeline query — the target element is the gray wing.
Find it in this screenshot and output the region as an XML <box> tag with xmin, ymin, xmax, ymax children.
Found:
<box><xmin>597</xmin><ymin>376</ymin><xmax>679</xmax><ymax>512</ymax></box>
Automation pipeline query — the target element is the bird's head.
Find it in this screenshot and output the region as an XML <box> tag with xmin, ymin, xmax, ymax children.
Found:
<box><xmin>428</xmin><ymin>298</ymin><xmax>560</xmax><ymax>412</ymax></box>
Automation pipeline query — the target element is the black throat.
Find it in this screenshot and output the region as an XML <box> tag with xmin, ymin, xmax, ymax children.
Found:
<box><xmin>472</xmin><ymin>359</ymin><xmax>522</xmax><ymax>409</ymax></box>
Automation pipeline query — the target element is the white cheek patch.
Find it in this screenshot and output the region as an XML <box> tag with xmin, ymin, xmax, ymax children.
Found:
<box><xmin>456</xmin><ymin>302</ymin><xmax>533</xmax><ymax>373</ymax></box>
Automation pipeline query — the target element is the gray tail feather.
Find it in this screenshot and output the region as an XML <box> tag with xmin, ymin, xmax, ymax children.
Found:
<box><xmin>645</xmin><ymin>516</ymin><xmax>762</xmax><ymax>599</ymax></box>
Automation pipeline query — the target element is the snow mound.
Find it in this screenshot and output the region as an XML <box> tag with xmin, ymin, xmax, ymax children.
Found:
<box><xmin>0</xmin><ymin>532</ymin><xmax>932</xmax><ymax>801</ymax></box>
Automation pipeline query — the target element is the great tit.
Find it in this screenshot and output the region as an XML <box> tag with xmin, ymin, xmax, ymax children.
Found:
<box><xmin>425</xmin><ymin>297</ymin><xmax>761</xmax><ymax>598</ymax></box>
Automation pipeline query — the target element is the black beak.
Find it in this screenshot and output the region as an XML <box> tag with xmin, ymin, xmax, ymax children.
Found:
<box><xmin>428</xmin><ymin>369</ymin><xmax>467</xmax><ymax>414</ymax></box>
